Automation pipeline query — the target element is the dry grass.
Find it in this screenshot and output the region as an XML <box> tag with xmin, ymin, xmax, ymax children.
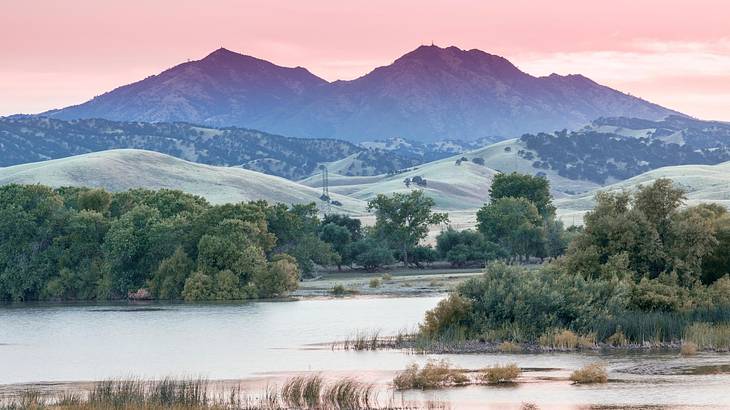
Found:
<box><xmin>393</xmin><ymin>360</ymin><xmax>469</xmax><ymax>390</ymax></box>
<box><xmin>369</xmin><ymin>278</ymin><xmax>381</xmax><ymax>288</ymax></box>
<box><xmin>680</xmin><ymin>341</ymin><xmax>698</xmax><ymax>356</ymax></box>
<box><xmin>570</xmin><ymin>363</ymin><xmax>608</xmax><ymax>384</ymax></box>
<box><xmin>606</xmin><ymin>330</ymin><xmax>627</xmax><ymax>347</ymax></box>
<box><xmin>539</xmin><ymin>329</ymin><xmax>596</xmax><ymax>350</ymax></box>
<box><xmin>479</xmin><ymin>363</ymin><xmax>521</xmax><ymax>384</ymax></box>
<box><xmin>497</xmin><ymin>341</ymin><xmax>522</xmax><ymax>353</ymax></box>
<box><xmin>381</xmin><ymin>273</ymin><xmax>393</xmax><ymax>281</ymax></box>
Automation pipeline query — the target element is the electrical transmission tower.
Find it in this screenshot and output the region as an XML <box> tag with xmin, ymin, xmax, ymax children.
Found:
<box><xmin>320</xmin><ymin>165</ymin><xmax>331</xmax><ymax>213</ymax></box>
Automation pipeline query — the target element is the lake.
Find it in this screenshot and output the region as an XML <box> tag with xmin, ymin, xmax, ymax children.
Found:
<box><xmin>2</xmin><ymin>296</ymin><xmax>730</xmax><ymax>409</ymax></box>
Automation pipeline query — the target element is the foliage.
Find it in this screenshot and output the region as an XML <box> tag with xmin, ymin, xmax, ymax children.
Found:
<box><xmin>367</xmin><ymin>190</ymin><xmax>448</xmax><ymax>266</ymax></box>
<box><xmin>348</xmin><ymin>237</ymin><xmax>396</xmax><ymax>271</ymax></box>
<box><xmin>489</xmin><ymin>172</ymin><xmax>555</xmax><ymax>217</ymax></box>
<box><xmin>392</xmin><ymin>360</ymin><xmax>468</xmax><ymax>390</ymax></box>
<box><xmin>436</xmin><ymin>228</ymin><xmax>505</xmax><ymax>267</ymax></box>
<box><xmin>479</xmin><ymin>364</ymin><xmax>521</xmax><ymax>384</ymax></box>
<box><xmin>569</xmin><ymin>363</ymin><xmax>608</xmax><ymax>384</ymax></box>
<box><xmin>0</xmin><ymin>185</ymin><xmax>307</xmax><ymax>301</ymax></box>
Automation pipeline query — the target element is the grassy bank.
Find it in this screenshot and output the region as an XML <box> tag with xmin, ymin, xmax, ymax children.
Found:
<box><xmin>0</xmin><ymin>377</ymin><xmax>449</xmax><ymax>410</ymax></box>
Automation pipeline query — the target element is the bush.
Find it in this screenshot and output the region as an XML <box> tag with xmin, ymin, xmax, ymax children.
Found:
<box><xmin>681</xmin><ymin>341</ymin><xmax>698</xmax><ymax>356</ymax></box>
<box><xmin>420</xmin><ymin>294</ymin><xmax>471</xmax><ymax>338</ymax></box>
<box><xmin>382</xmin><ymin>273</ymin><xmax>393</xmax><ymax>281</ymax></box>
<box><xmin>393</xmin><ymin>360</ymin><xmax>468</xmax><ymax>390</ymax></box>
<box><xmin>479</xmin><ymin>363</ymin><xmax>521</xmax><ymax>384</ymax></box>
<box><xmin>331</xmin><ymin>283</ymin><xmax>347</xmax><ymax>296</ymax></box>
<box><xmin>181</xmin><ymin>272</ymin><xmax>213</xmax><ymax>301</ymax></box>
<box><xmin>570</xmin><ymin>363</ymin><xmax>608</xmax><ymax>384</ymax></box>
<box><xmin>369</xmin><ymin>278</ymin><xmax>381</xmax><ymax>288</ymax></box>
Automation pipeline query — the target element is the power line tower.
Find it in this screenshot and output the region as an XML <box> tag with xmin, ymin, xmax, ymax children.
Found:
<box><xmin>319</xmin><ymin>165</ymin><xmax>331</xmax><ymax>213</ymax></box>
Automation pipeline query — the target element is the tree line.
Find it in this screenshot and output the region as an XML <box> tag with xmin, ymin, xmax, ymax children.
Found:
<box><xmin>422</xmin><ymin>178</ymin><xmax>730</xmax><ymax>345</ymax></box>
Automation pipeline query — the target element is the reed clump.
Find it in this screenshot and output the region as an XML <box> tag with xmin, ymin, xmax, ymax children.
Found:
<box><xmin>393</xmin><ymin>360</ymin><xmax>468</xmax><ymax>390</ymax></box>
<box><xmin>569</xmin><ymin>363</ymin><xmax>608</xmax><ymax>384</ymax></box>
<box><xmin>684</xmin><ymin>322</ymin><xmax>730</xmax><ymax>351</ymax></box>
<box><xmin>680</xmin><ymin>341</ymin><xmax>698</xmax><ymax>356</ymax></box>
<box><xmin>479</xmin><ymin>363</ymin><xmax>521</xmax><ymax>384</ymax></box>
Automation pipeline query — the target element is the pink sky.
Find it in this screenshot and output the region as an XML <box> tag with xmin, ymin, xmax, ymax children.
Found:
<box><xmin>1</xmin><ymin>0</ymin><xmax>729</xmax><ymax>120</ymax></box>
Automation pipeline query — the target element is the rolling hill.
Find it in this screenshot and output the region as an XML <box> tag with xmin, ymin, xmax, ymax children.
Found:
<box><xmin>0</xmin><ymin>116</ymin><xmax>422</xmax><ymax>179</ymax></box>
<box><xmin>555</xmin><ymin>161</ymin><xmax>730</xmax><ymax>224</ymax></box>
<box><xmin>45</xmin><ymin>45</ymin><xmax>679</xmax><ymax>142</ymax></box>
<box><xmin>0</xmin><ymin>149</ymin><xmax>366</xmax><ymax>212</ymax></box>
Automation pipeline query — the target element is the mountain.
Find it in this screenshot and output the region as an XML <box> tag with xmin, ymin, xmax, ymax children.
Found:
<box><xmin>45</xmin><ymin>45</ymin><xmax>680</xmax><ymax>142</ymax></box>
<box><xmin>0</xmin><ymin>149</ymin><xmax>366</xmax><ymax>212</ymax></box>
<box><xmin>0</xmin><ymin>116</ymin><xmax>422</xmax><ymax>179</ymax></box>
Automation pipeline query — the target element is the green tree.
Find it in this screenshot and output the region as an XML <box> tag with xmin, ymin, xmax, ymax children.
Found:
<box><xmin>367</xmin><ymin>190</ymin><xmax>448</xmax><ymax>266</ymax></box>
<box><xmin>349</xmin><ymin>238</ymin><xmax>395</xmax><ymax>271</ymax></box>
<box><xmin>149</xmin><ymin>247</ymin><xmax>194</xmax><ymax>299</ymax></box>
<box><xmin>489</xmin><ymin>172</ymin><xmax>555</xmax><ymax>217</ymax></box>
<box><xmin>319</xmin><ymin>222</ymin><xmax>352</xmax><ymax>269</ymax></box>
<box><xmin>476</xmin><ymin>197</ymin><xmax>543</xmax><ymax>260</ymax></box>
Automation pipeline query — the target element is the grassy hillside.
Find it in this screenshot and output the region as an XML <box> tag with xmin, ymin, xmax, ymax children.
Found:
<box><xmin>303</xmin><ymin>139</ymin><xmax>601</xmax><ymax>210</ymax></box>
<box><xmin>556</xmin><ymin>161</ymin><xmax>730</xmax><ymax>224</ymax></box>
<box><xmin>0</xmin><ymin>149</ymin><xmax>366</xmax><ymax>212</ymax></box>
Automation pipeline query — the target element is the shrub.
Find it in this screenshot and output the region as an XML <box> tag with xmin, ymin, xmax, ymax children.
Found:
<box><xmin>382</xmin><ymin>273</ymin><xmax>393</xmax><ymax>281</ymax></box>
<box><xmin>420</xmin><ymin>294</ymin><xmax>471</xmax><ymax>338</ymax></box>
<box><xmin>369</xmin><ymin>278</ymin><xmax>381</xmax><ymax>288</ymax></box>
<box><xmin>479</xmin><ymin>363</ymin><xmax>521</xmax><ymax>384</ymax></box>
<box><xmin>681</xmin><ymin>341</ymin><xmax>698</xmax><ymax>356</ymax></box>
<box><xmin>331</xmin><ymin>283</ymin><xmax>347</xmax><ymax>296</ymax></box>
<box><xmin>570</xmin><ymin>363</ymin><xmax>608</xmax><ymax>384</ymax></box>
<box><xmin>393</xmin><ymin>360</ymin><xmax>468</xmax><ymax>390</ymax></box>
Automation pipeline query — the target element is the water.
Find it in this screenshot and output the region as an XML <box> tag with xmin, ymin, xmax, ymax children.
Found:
<box><xmin>2</xmin><ymin>296</ymin><xmax>730</xmax><ymax>408</ymax></box>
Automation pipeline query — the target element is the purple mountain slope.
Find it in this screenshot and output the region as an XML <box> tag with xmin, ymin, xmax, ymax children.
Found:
<box><xmin>46</xmin><ymin>45</ymin><xmax>681</xmax><ymax>141</ymax></box>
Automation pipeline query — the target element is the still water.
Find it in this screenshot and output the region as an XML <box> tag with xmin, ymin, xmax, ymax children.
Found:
<box><xmin>2</xmin><ymin>296</ymin><xmax>730</xmax><ymax>409</ymax></box>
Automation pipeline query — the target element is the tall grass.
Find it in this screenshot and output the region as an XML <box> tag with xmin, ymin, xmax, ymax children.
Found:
<box><xmin>590</xmin><ymin>308</ymin><xmax>730</xmax><ymax>345</ymax></box>
<box><xmin>0</xmin><ymin>376</ymin><xmax>445</xmax><ymax>410</ymax></box>
<box><xmin>684</xmin><ymin>322</ymin><xmax>730</xmax><ymax>350</ymax></box>
<box><xmin>393</xmin><ymin>360</ymin><xmax>468</xmax><ymax>390</ymax></box>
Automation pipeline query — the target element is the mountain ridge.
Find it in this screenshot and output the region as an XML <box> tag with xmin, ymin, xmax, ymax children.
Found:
<box><xmin>44</xmin><ymin>45</ymin><xmax>681</xmax><ymax>141</ymax></box>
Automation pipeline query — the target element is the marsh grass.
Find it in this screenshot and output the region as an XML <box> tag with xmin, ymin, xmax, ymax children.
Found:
<box><xmin>393</xmin><ymin>360</ymin><xmax>468</xmax><ymax>390</ymax></box>
<box><xmin>538</xmin><ymin>330</ymin><xmax>596</xmax><ymax>350</ymax></box>
<box><xmin>684</xmin><ymin>322</ymin><xmax>730</xmax><ymax>351</ymax></box>
<box><xmin>0</xmin><ymin>376</ymin><xmax>449</xmax><ymax>410</ymax></box>
<box><xmin>680</xmin><ymin>341</ymin><xmax>698</xmax><ymax>356</ymax></box>
<box><xmin>333</xmin><ymin>328</ymin><xmax>416</xmax><ymax>351</ymax></box>
<box><xmin>478</xmin><ymin>364</ymin><xmax>521</xmax><ymax>384</ymax></box>
<box><xmin>569</xmin><ymin>363</ymin><xmax>608</xmax><ymax>384</ymax></box>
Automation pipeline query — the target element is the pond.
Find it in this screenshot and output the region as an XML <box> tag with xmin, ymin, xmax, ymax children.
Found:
<box><xmin>2</xmin><ymin>296</ymin><xmax>729</xmax><ymax>408</ymax></box>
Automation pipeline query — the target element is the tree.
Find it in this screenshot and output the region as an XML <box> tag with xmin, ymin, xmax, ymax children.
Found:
<box><xmin>319</xmin><ymin>222</ymin><xmax>352</xmax><ymax>269</ymax></box>
<box><xmin>489</xmin><ymin>172</ymin><xmax>555</xmax><ymax>217</ymax></box>
<box><xmin>149</xmin><ymin>247</ymin><xmax>194</xmax><ymax>299</ymax></box>
<box><xmin>77</xmin><ymin>189</ymin><xmax>112</xmax><ymax>214</ymax></box>
<box><xmin>349</xmin><ymin>238</ymin><xmax>395</xmax><ymax>271</ymax></box>
<box><xmin>476</xmin><ymin>197</ymin><xmax>543</xmax><ymax>260</ymax></box>
<box><xmin>367</xmin><ymin>190</ymin><xmax>448</xmax><ymax>266</ymax></box>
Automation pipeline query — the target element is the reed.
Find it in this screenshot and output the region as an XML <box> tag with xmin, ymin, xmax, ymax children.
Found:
<box><xmin>393</xmin><ymin>360</ymin><xmax>468</xmax><ymax>390</ymax></box>
<box><xmin>569</xmin><ymin>363</ymin><xmax>608</xmax><ymax>384</ymax></box>
<box><xmin>479</xmin><ymin>363</ymin><xmax>521</xmax><ymax>384</ymax></box>
<box><xmin>684</xmin><ymin>322</ymin><xmax>730</xmax><ymax>351</ymax></box>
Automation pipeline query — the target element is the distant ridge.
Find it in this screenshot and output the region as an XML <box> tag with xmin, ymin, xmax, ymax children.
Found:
<box><xmin>45</xmin><ymin>45</ymin><xmax>681</xmax><ymax>141</ymax></box>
